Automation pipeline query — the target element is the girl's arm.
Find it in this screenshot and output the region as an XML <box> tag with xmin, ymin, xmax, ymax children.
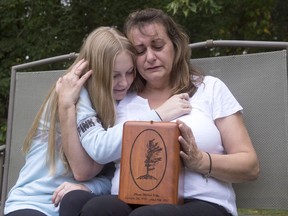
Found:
<box><xmin>56</xmin><ymin>59</ymin><xmax>103</xmax><ymax>181</ymax></box>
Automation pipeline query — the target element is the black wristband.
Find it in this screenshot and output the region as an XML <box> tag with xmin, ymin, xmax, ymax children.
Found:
<box><xmin>154</xmin><ymin>110</ymin><xmax>163</xmax><ymax>121</ymax></box>
<box><xmin>204</xmin><ymin>152</ymin><xmax>212</xmax><ymax>182</ymax></box>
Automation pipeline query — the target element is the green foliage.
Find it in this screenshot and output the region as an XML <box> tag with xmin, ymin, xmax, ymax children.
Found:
<box><xmin>167</xmin><ymin>0</ymin><xmax>287</xmax><ymax>58</ymax></box>
<box><xmin>0</xmin><ymin>0</ymin><xmax>170</xmax><ymax>145</ymax></box>
<box><xmin>0</xmin><ymin>121</ymin><xmax>7</xmax><ymax>145</ymax></box>
<box><xmin>0</xmin><ymin>0</ymin><xmax>287</xmax><ymax>145</ymax></box>
<box><xmin>167</xmin><ymin>0</ymin><xmax>221</xmax><ymax>17</ymax></box>
<box><xmin>239</xmin><ymin>208</ymin><xmax>288</xmax><ymax>216</ymax></box>
<box><xmin>271</xmin><ymin>0</ymin><xmax>288</xmax><ymax>41</ymax></box>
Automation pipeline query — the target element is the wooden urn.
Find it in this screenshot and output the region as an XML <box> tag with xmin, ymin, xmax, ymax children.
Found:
<box><xmin>119</xmin><ymin>121</ymin><xmax>184</xmax><ymax>205</ymax></box>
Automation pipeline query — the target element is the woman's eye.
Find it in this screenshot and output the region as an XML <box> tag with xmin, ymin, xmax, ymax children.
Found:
<box><xmin>136</xmin><ymin>49</ymin><xmax>145</xmax><ymax>56</ymax></box>
<box><xmin>153</xmin><ymin>45</ymin><xmax>164</xmax><ymax>51</ymax></box>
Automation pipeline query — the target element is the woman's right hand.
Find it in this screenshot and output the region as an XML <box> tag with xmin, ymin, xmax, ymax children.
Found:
<box><xmin>56</xmin><ymin>59</ymin><xmax>92</xmax><ymax>109</ymax></box>
<box><xmin>155</xmin><ymin>93</ymin><xmax>191</xmax><ymax>121</ymax></box>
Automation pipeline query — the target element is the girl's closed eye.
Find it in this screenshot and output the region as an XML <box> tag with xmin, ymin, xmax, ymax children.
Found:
<box><xmin>126</xmin><ymin>68</ymin><xmax>134</xmax><ymax>75</ymax></box>
<box><xmin>113</xmin><ymin>74</ymin><xmax>120</xmax><ymax>79</ymax></box>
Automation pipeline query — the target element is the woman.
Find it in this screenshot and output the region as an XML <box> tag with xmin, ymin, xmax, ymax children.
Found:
<box><xmin>4</xmin><ymin>26</ymin><xmax>140</xmax><ymax>216</ymax></box>
<box><xmin>119</xmin><ymin>8</ymin><xmax>259</xmax><ymax>216</ymax></box>
<box><xmin>59</xmin><ymin>8</ymin><xmax>259</xmax><ymax>216</ymax></box>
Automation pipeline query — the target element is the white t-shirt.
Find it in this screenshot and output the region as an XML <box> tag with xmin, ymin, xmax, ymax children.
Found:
<box><xmin>112</xmin><ymin>76</ymin><xmax>242</xmax><ymax>216</ymax></box>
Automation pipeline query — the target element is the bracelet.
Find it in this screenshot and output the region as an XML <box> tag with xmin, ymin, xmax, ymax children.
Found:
<box><xmin>203</xmin><ymin>152</ymin><xmax>212</xmax><ymax>182</ymax></box>
<box><xmin>154</xmin><ymin>110</ymin><xmax>163</xmax><ymax>121</ymax></box>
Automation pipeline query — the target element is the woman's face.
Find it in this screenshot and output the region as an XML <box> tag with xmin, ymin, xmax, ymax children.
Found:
<box><xmin>112</xmin><ymin>51</ymin><xmax>134</xmax><ymax>101</ymax></box>
<box><xmin>129</xmin><ymin>23</ymin><xmax>175</xmax><ymax>86</ymax></box>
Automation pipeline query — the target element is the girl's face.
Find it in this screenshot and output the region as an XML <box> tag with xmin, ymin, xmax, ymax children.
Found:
<box><xmin>129</xmin><ymin>23</ymin><xmax>175</xmax><ymax>87</ymax></box>
<box><xmin>112</xmin><ymin>51</ymin><xmax>135</xmax><ymax>101</ymax></box>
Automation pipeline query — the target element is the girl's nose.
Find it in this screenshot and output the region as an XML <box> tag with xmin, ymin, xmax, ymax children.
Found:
<box><xmin>118</xmin><ymin>76</ymin><xmax>128</xmax><ymax>87</ymax></box>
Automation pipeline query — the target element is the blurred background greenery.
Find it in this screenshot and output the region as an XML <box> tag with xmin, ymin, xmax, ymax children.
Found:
<box><xmin>0</xmin><ymin>1</ymin><xmax>287</xmax><ymax>213</ymax></box>
<box><xmin>1</xmin><ymin>0</ymin><xmax>287</xmax><ymax>145</ymax></box>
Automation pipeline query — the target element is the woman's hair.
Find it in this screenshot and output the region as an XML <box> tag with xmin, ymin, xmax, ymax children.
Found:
<box><xmin>22</xmin><ymin>27</ymin><xmax>136</xmax><ymax>174</ymax></box>
<box><xmin>123</xmin><ymin>8</ymin><xmax>203</xmax><ymax>97</ymax></box>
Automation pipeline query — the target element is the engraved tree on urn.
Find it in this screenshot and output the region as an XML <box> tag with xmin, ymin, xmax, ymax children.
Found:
<box><xmin>137</xmin><ymin>139</ymin><xmax>162</xmax><ymax>180</ymax></box>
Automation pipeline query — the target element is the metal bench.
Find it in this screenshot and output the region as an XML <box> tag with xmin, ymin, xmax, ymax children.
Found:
<box><xmin>1</xmin><ymin>41</ymin><xmax>288</xmax><ymax>215</ymax></box>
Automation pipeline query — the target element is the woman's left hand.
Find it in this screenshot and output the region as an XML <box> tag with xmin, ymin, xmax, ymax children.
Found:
<box><xmin>177</xmin><ymin>120</ymin><xmax>204</xmax><ymax>172</ymax></box>
<box><xmin>52</xmin><ymin>181</ymin><xmax>91</xmax><ymax>207</ymax></box>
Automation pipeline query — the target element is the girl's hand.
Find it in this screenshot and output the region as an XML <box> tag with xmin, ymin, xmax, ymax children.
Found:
<box><xmin>56</xmin><ymin>59</ymin><xmax>92</xmax><ymax>109</ymax></box>
<box><xmin>52</xmin><ymin>181</ymin><xmax>91</xmax><ymax>207</ymax></box>
<box><xmin>155</xmin><ymin>93</ymin><xmax>191</xmax><ymax>121</ymax></box>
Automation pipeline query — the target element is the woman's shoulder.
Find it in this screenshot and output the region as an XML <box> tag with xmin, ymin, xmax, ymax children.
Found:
<box><xmin>194</xmin><ymin>75</ymin><xmax>232</xmax><ymax>98</ymax></box>
<box><xmin>203</xmin><ymin>75</ymin><xmax>222</xmax><ymax>83</ymax></box>
<box><xmin>199</xmin><ymin>75</ymin><xmax>227</xmax><ymax>89</ymax></box>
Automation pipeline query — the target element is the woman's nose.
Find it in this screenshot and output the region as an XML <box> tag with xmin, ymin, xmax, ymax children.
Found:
<box><xmin>146</xmin><ymin>48</ymin><xmax>156</xmax><ymax>63</ymax></box>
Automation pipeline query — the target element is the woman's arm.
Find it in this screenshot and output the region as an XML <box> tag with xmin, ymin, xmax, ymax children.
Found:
<box><xmin>178</xmin><ymin>112</ymin><xmax>260</xmax><ymax>183</ymax></box>
<box><xmin>213</xmin><ymin>112</ymin><xmax>259</xmax><ymax>182</ymax></box>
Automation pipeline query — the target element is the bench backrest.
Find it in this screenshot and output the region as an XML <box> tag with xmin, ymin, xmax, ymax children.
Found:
<box><xmin>0</xmin><ymin>69</ymin><xmax>65</xmax><ymax>215</ymax></box>
<box><xmin>1</xmin><ymin>45</ymin><xmax>288</xmax><ymax>215</ymax></box>
<box><xmin>191</xmin><ymin>49</ymin><xmax>288</xmax><ymax>210</ymax></box>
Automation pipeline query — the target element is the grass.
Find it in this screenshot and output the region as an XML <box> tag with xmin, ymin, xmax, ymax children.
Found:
<box><xmin>238</xmin><ymin>209</ymin><xmax>288</xmax><ymax>216</ymax></box>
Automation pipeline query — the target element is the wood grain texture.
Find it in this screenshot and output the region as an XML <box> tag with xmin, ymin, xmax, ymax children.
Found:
<box><xmin>119</xmin><ymin>121</ymin><xmax>184</xmax><ymax>205</ymax></box>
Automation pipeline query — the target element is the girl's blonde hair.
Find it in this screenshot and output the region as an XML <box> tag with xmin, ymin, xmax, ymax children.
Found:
<box><xmin>23</xmin><ymin>27</ymin><xmax>136</xmax><ymax>174</ymax></box>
